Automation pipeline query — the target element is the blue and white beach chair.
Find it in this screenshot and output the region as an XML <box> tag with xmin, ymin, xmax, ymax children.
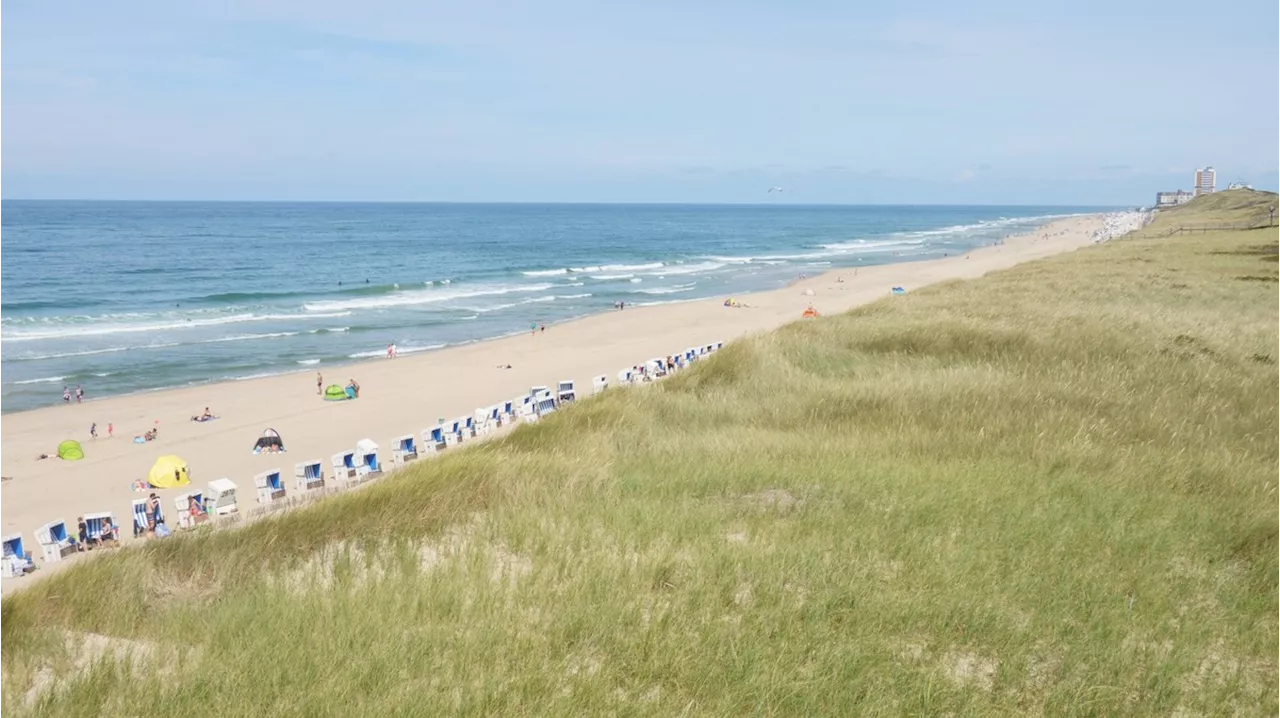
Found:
<box><xmin>330</xmin><ymin>452</ymin><xmax>356</xmax><ymax>482</ymax></box>
<box><xmin>207</xmin><ymin>479</ymin><xmax>239</xmax><ymax>516</ymax></box>
<box><xmin>593</xmin><ymin>375</ymin><xmax>608</xmax><ymax>394</ymax></box>
<box><xmin>536</xmin><ymin>390</ymin><xmax>557</xmax><ymax>416</ymax></box>
<box><xmin>174</xmin><ymin>490</ymin><xmax>208</xmax><ymax>529</ymax></box>
<box><xmin>2</xmin><ymin>534</ymin><xmax>34</xmax><ymax>578</ymax></box>
<box><xmin>257</xmin><ymin>469</ymin><xmax>288</xmax><ymax>505</ymax></box>
<box><xmin>557</xmin><ymin>380</ymin><xmax>576</xmax><ymax>404</ymax></box>
<box><xmin>83</xmin><ymin>512</ymin><xmax>119</xmax><ymax>547</ymax></box>
<box><xmin>393</xmin><ymin>435</ymin><xmax>419</xmax><ymax>466</ymax></box>
<box><xmin>355</xmin><ymin>439</ymin><xmax>381</xmax><ymax>479</ymax></box>
<box><xmin>36</xmin><ymin>519</ymin><xmax>77</xmax><ymax>562</ymax></box>
<box><xmin>422</xmin><ymin>426</ymin><xmax>447</xmax><ymax>454</ymax></box>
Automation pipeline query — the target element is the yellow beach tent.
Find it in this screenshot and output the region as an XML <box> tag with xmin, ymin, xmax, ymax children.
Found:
<box><xmin>57</xmin><ymin>440</ymin><xmax>84</xmax><ymax>461</ymax></box>
<box><xmin>148</xmin><ymin>455</ymin><xmax>190</xmax><ymax>489</ymax></box>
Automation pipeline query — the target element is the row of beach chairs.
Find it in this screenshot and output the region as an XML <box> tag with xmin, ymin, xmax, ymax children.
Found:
<box><xmin>1</xmin><ymin>340</ymin><xmax>725</xmax><ymax>580</ymax></box>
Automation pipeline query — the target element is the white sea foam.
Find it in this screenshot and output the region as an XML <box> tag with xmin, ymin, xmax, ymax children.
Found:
<box><xmin>647</xmin><ymin>261</ymin><xmax>725</xmax><ymax>276</ymax></box>
<box><xmin>471</xmin><ymin>296</ymin><xmax>557</xmax><ymax>313</ymax></box>
<box><xmin>346</xmin><ymin>343</ymin><xmax>446</xmax><ymax>359</ymax></box>
<box><xmin>590</xmin><ymin>273</ymin><xmax>635</xmax><ymax>280</ymax></box>
<box><xmin>296</xmin><ymin>359</ymin><xmax>322</xmax><ymax>365</ymax></box>
<box><xmin>634</xmin><ymin>284</ymin><xmax>695</xmax><ymax>295</ymax></box>
<box><xmin>303</xmin><ymin>284</ymin><xmax>553</xmax><ymax>312</ymax></box>
<box><xmin>13</xmin><ymin>375</ymin><xmax>67</xmax><ymax>385</ymax></box>
<box><xmin>521</xmin><ymin>268</ymin><xmax>569</xmax><ymax>277</ymax></box>
<box><xmin>571</xmin><ymin>262</ymin><xmax>663</xmax><ymax>273</ymax></box>
<box><xmin>199</xmin><ymin>331</ymin><xmax>300</xmax><ymax>344</ymax></box>
<box><xmin>14</xmin><ymin>343</ymin><xmax>183</xmax><ymax>361</ymax></box>
<box><xmin>554</xmin><ymin>293</ymin><xmax>592</xmax><ymax>300</ymax></box>
<box><xmin>1</xmin><ymin>312</ymin><xmax>352</xmax><ymax>342</ymax></box>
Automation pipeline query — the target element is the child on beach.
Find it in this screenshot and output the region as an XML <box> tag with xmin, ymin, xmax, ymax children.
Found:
<box><xmin>107</xmin><ymin>422</ymin><xmax>114</xmax><ymax>438</ymax></box>
<box><xmin>90</xmin><ymin>423</ymin><xmax>98</xmax><ymax>439</ymax></box>
<box><xmin>63</xmin><ymin>386</ymin><xmax>71</xmax><ymax>404</ymax></box>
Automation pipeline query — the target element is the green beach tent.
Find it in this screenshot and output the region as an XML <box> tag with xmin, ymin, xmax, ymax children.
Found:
<box><xmin>323</xmin><ymin>384</ymin><xmax>350</xmax><ymax>401</ymax></box>
<box><xmin>57</xmin><ymin>440</ymin><xmax>84</xmax><ymax>461</ymax></box>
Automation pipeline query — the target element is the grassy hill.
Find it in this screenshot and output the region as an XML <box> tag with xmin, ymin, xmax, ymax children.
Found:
<box><xmin>3</xmin><ymin>205</ymin><xmax>1276</xmax><ymax>716</ymax></box>
<box><xmin>1148</xmin><ymin>188</ymin><xmax>1278</xmax><ymax>230</ymax></box>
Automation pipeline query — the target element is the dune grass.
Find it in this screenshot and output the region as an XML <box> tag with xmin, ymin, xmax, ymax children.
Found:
<box><xmin>2</xmin><ymin>205</ymin><xmax>1276</xmax><ymax>716</ymax></box>
<box><xmin>1148</xmin><ymin>188</ymin><xmax>1279</xmax><ymax>230</ymax></box>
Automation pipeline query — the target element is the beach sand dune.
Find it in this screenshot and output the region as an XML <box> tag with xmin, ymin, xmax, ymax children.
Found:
<box><xmin>0</xmin><ymin>216</ymin><xmax>1106</xmax><ymax>594</ymax></box>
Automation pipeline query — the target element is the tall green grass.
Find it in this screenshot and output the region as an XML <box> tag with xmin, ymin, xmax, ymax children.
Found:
<box><xmin>2</xmin><ymin>212</ymin><xmax>1276</xmax><ymax>716</ymax></box>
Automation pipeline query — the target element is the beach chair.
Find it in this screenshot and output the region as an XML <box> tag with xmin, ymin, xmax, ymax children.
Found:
<box><xmin>891</xmin><ymin>286</ymin><xmax>907</xmax><ymax>295</ymax></box>
<box><xmin>83</xmin><ymin>512</ymin><xmax>119</xmax><ymax>548</ymax></box>
<box><xmin>174</xmin><ymin>490</ymin><xmax>209</xmax><ymax>529</ymax></box>
<box><xmin>207</xmin><ymin>479</ymin><xmax>239</xmax><ymax>516</ymax></box>
<box><xmin>422</xmin><ymin>426</ymin><xmax>447</xmax><ymax>454</ymax></box>
<box><xmin>593</xmin><ymin>375</ymin><xmax>608</xmax><ymax>394</ymax></box>
<box><xmin>443</xmin><ymin>419</ymin><xmax>463</xmax><ymax>446</ymax></box>
<box><xmin>35</xmin><ymin>520</ymin><xmax>78</xmax><ymax>562</ymax></box>
<box><xmin>703</xmin><ymin>344</ymin><xmax>715</xmax><ymax>356</ymax></box>
<box><xmin>131</xmin><ymin>499</ymin><xmax>166</xmax><ymax>536</ymax></box>
<box><xmin>530</xmin><ymin>385</ymin><xmax>548</xmax><ymax>399</ymax></box>
<box><xmin>1</xmin><ymin>534</ymin><xmax>34</xmax><ymax>578</ymax></box>
<box><xmin>471</xmin><ymin>408</ymin><xmax>493</xmax><ymax>437</ymax></box>
<box><xmin>685</xmin><ymin>348</ymin><xmax>698</xmax><ymax>363</ymax></box>
<box><xmin>557</xmin><ymin>380</ymin><xmax>576</xmax><ymax>404</ymax></box>
<box><xmin>501</xmin><ymin>400</ymin><xmax>516</xmax><ymax>422</ymax></box>
<box><xmin>536</xmin><ymin>390</ymin><xmax>557</xmax><ymax>416</ymax></box>
<box><xmin>617</xmin><ymin>368</ymin><xmax>633</xmax><ymax>385</ymax></box>
<box><xmin>461</xmin><ymin>416</ymin><xmax>476</xmax><ymax>439</ymax></box>
<box><xmin>355</xmin><ymin>439</ymin><xmax>381</xmax><ymax>479</ymax></box>
<box><xmin>646</xmin><ymin>359</ymin><xmax>665</xmax><ymax>378</ymax></box>
<box><xmin>520</xmin><ymin>401</ymin><xmax>539</xmax><ymax>423</ymax></box>
<box><xmin>393</xmin><ymin>435</ymin><xmax>419</xmax><ymax>466</ymax></box>
<box><xmin>257</xmin><ymin>469</ymin><xmax>288</xmax><ymax>504</ymax></box>
<box><xmin>480</xmin><ymin>405</ymin><xmax>502</xmax><ymax>434</ymax></box>
<box><xmin>330</xmin><ymin>452</ymin><xmax>356</xmax><ymax>482</ymax></box>
<box><xmin>132</xmin><ymin>500</ymin><xmax>149</xmax><ymax>537</ymax></box>
<box><xmin>715</xmin><ymin>341</ymin><xmax>724</xmax><ymax>351</ymax></box>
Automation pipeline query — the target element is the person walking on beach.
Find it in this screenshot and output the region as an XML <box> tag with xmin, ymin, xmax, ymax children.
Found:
<box><xmin>107</xmin><ymin>422</ymin><xmax>114</xmax><ymax>438</ymax></box>
<box><xmin>90</xmin><ymin>423</ymin><xmax>98</xmax><ymax>440</ymax></box>
<box><xmin>63</xmin><ymin>386</ymin><xmax>71</xmax><ymax>404</ymax></box>
<box><xmin>316</xmin><ymin>372</ymin><xmax>323</xmax><ymax>395</ymax></box>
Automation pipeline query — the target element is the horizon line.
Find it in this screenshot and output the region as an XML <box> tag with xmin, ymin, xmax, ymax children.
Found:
<box><xmin>0</xmin><ymin>198</ymin><xmax>1134</xmax><ymax>208</ymax></box>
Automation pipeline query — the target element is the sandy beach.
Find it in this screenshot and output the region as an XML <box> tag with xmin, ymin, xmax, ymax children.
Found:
<box><xmin>0</xmin><ymin>214</ymin><xmax>1107</xmax><ymax>593</ymax></box>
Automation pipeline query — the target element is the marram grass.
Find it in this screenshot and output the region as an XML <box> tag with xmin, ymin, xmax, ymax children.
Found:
<box><xmin>2</xmin><ymin>201</ymin><xmax>1276</xmax><ymax>717</ymax></box>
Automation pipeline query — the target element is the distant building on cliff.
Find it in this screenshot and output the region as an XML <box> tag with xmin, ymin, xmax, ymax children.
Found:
<box><xmin>1194</xmin><ymin>167</ymin><xmax>1216</xmax><ymax>196</ymax></box>
<box><xmin>1156</xmin><ymin>190</ymin><xmax>1195</xmax><ymax>208</ymax></box>
<box><xmin>1227</xmin><ymin>181</ymin><xmax>1253</xmax><ymax>190</ymax></box>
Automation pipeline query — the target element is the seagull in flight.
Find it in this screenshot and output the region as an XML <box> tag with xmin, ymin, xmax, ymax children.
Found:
<box><xmin>768</xmin><ymin>186</ymin><xmax>784</xmax><ymax>193</ymax></box>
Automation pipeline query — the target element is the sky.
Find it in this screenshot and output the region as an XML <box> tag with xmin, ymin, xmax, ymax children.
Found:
<box><xmin>2</xmin><ymin>1</ymin><xmax>1277</xmax><ymax>205</ymax></box>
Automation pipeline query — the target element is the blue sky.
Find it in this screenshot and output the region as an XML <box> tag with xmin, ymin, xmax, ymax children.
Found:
<box><xmin>2</xmin><ymin>1</ymin><xmax>1277</xmax><ymax>204</ymax></box>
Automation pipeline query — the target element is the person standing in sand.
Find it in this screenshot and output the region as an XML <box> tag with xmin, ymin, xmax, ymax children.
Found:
<box><xmin>317</xmin><ymin>372</ymin><xmax>323</xmax><ymax>395</ymax></box>
<box><xmin>76</xmin><ymin>385</ymin><xmax>84</xmax><ymax>403</ymax></box>
<box><xmin>107</xmin><ymin>422</ymin><xmax>114</xmax><ymax>438</ymax></box>
<box><xmin>63</xmin><ymin>386</ymin><xmax>71</xmax><ymax>404</ymax></box>
<box><xmin>90</xmin><ymin>423</ymin><xmax>98</xmax><ymax>440</ymax></box>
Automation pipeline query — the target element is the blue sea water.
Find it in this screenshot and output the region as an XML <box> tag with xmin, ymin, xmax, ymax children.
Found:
<box><xmin>0</xmin><ymin>201</ymin><xmax>1112</xmax><ymax>412</ymax></box>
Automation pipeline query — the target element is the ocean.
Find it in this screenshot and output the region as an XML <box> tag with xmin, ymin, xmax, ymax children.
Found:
<box><xmin>0</xmin><ymin>201</ymin><xmax>1111</xmax><ymax>412</ymax></box>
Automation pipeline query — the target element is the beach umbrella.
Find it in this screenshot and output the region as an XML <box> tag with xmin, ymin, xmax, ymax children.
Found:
<box><xmin>57</xmin><ymin>440</ymin><xmax>84</xmax><ymax>461</ymax></box>
<box><xmin>148</xmin><ymin>455</ymin><xmax>190</xmax><ymax>489</ymax></box>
